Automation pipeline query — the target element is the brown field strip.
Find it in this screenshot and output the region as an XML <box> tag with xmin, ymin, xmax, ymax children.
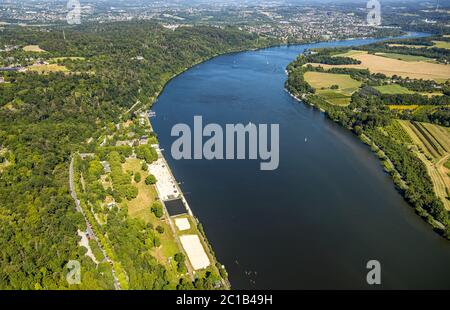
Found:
<box><xmin>417</xmin><ymin>152</ymin><xmax>450</xmax><ymax>211</ymax></box>
<box><xmin>421</xmin><ymin>123</ymin><xmax>450</xmax><ymax>152</ymax></box>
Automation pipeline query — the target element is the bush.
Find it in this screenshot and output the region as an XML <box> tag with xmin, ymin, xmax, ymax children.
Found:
<box><xmin>134</xmin><ymin>172</ymin><xmax>141</xmax><ymax>183</ymax></box>
<box><xmin>154</xmin><ymin>236</ymin><xmax>161</xmax><ymax>247</ymax></box>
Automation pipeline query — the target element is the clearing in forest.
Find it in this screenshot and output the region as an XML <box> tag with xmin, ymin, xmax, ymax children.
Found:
<box><xmin>27</xmin><ymin>64</ymin><xmax>69</xmax><ymax>73</ymax></box>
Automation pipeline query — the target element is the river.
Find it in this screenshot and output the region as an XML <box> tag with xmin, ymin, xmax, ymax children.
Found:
<box><xmin>151</xmin><ymin>33</ymin><xmax>450</xmax><ymax>289</ymax></box>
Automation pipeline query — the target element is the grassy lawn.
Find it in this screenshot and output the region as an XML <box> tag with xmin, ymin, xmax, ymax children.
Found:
<box><xmin>304</xmin><ymin>71</ymin><xmax>361</xmax><ymax>106</ymax></box>
<box><xmin>27</xmin><ymin>64</ymin><xmax>69</xmax><ymax>73</ymax></box>
<box><xmin>375</xmin><ymin>52</ymin><xmax>437</xmax><ymax>63</ymax></box>
<box><xmin>374</xmin><ymin>84</ymin><xmax>415</xmax><ymax>94</ymax></box>
<box><xmin>22</xmin><ymin>45</ymin><xmax>45</xmax><ymax>52</ymax></box>
<box><xmin>431</xmin><ymin>41</ymin><xmax>450</xmax><ymax>50</ymax></box>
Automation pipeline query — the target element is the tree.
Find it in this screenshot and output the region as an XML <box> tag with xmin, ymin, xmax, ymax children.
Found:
<box><xmin>141</xmin><ymin>162</ymin><xmax>148</xmax><ymax>171</ymax></box>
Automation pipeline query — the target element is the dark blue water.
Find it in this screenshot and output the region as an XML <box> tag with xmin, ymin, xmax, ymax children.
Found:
<box><xmin>152</xmin><ymin>33</ymin><xmax>450</xmax><ymax>289</ymax></box>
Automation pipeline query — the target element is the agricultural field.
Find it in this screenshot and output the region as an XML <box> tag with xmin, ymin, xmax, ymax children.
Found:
<box><xmin>382</xmin><ymin>120</ymin><xmax>412</xmax><ymax>145</ymax></box>
<box><xmin>120</xmin><ymin>157</ymin><xmax>184</xmax><ymax>282</ymax></box>
<box><xmin>375</xmin><ymin>84</ymin><xmax>442</xmax><ymax>97</ymax></box>
<box><xmin>387</xmin><ymin>43</ymin><xmax>429</xmax><ymax>49</ymax></box>
<box><xmin>307</xmin><ymin>53</ymin><xmax>450</xmax><ymax>82</ymax></box>
<box><xmin>398</xmin><ymin>120</ymin><xmax>450</xmax><ymax>210</ymax></box>
<box><xmin>374</xmin><ymin>84</ymin><xmax>415</xmax><ymax>94</ymax></box>
<box><xmin>22</xmin><ymin>45</ymin><xmax>45</xmax><ymax>52</ymax></box>
<box><xmin>0</xmin><ymin>147</ymin><xmax>11</xmax><ymax>172</ymax></box>
<box><xmin>304</xmin><ymin>71</ymin><xmax>361</xmax><ymax>106</ymax></box>
<box><xmin>50</xmin><ymin>57</ymin><xmax>85</xmax><ymax>62</ymax></box>
<box><xmin>386</xmin><ymin>41</ymin><xmax>450</xmax><ymax>50</ymax></box>
<box><xmin>375</xmin><ymin>52</ymin><xmax>437</xmax><ymax>63</ymax></box>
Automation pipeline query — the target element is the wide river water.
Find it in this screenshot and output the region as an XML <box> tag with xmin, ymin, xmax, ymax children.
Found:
<box><xmin>151</xmin><ymin>33</ymin><xmax>450</xmax><ymax>289</ymax></box>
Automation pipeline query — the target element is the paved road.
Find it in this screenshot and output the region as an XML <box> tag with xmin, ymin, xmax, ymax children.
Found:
<box><xmin>69</xmin><ymin>155</ymin><xmax>122</xmax><ymax>290</ymax></box>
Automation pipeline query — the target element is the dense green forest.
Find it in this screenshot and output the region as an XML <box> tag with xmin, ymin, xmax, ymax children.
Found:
<box><xmin>286</xmin><ymin>43</ymin><xmax>450</xmax><ymax>239</ymax></box>
<box><xmin>0</xmin><ymin>22</ymin><xmax>276</xmax><ymax>289</ymax></box>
